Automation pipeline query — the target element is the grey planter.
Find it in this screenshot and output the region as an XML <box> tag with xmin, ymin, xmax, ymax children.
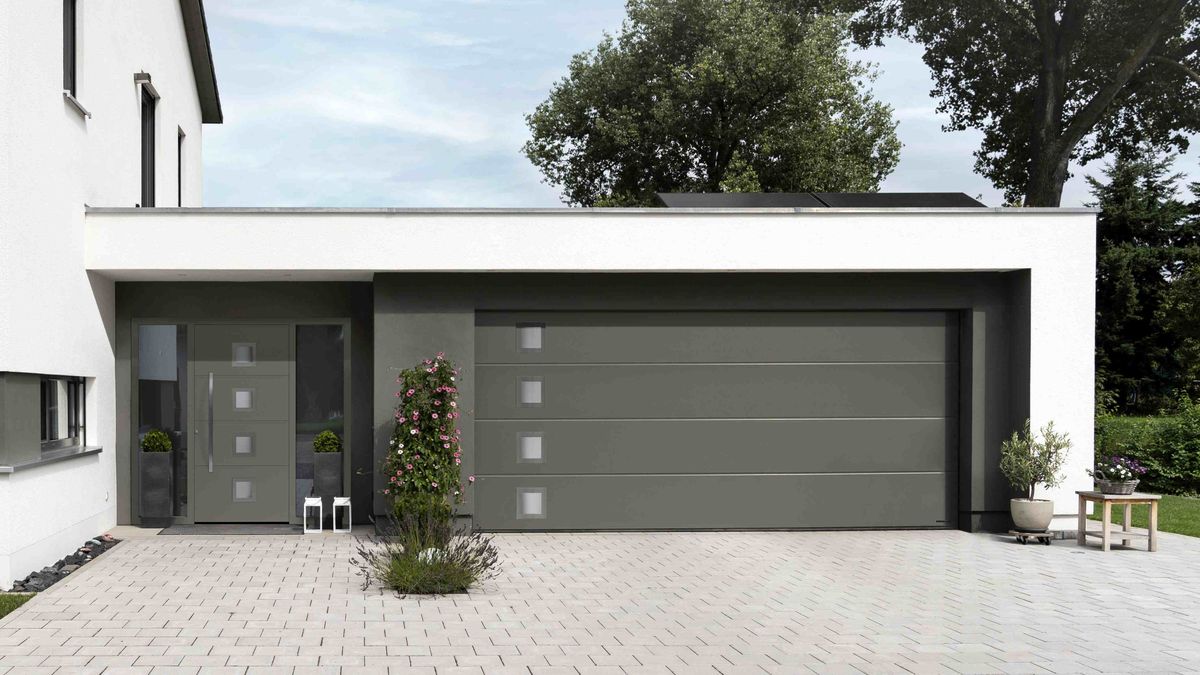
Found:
<box><xmin>140</xmin><ymin>451</ymin><xmax>173</xmax><ymax>526</ymax></box>
<box><xmin>313</xmin><ymin>452</ymin><xmax>344</xmax><ymax>524</ymax></box>
<box><xmin>1010</xmin><ymin>498</ymin><xmax>1054</xmax><ymax>532</ymax></box>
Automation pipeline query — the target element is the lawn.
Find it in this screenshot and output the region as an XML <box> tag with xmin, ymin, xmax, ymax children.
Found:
<box><xmin>1089</xmin><ymin>494</ymin><xmax>1200</xmax><ymax>538</ymax></box>
<box><xmin>0</xmin><ymin>593</ymin><xmax>33</xmax><ymax>620</ymax></box>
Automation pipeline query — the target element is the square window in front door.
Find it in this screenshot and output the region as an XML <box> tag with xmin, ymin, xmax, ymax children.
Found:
<box><xmin>232</xmin><ymin>342</ymin><xmax>256</xmax><ymax>367</ymax></box>
<box><xmin>233</xmin><ymin>433</ymin><xmax>255</xmax><ymax>456</ymax></box>
<box><xmin>232</xmin><ymin>388</ymin><xmax>254</xmax><ymax>411</ymax></box>
<box><xmin>232</xmin><ymin>479</ymin><xmax>256</xmax><ymax>502</ymax></box>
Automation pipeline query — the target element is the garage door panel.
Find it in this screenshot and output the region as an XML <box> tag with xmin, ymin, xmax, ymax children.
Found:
<box><xmin>475</xmin><ymin>473</ymin><xmax>954</xmax><ymax>530</ymax></box>
<box><xmin>476</xmin><ymin>363</ymin><xmax>955</xmax><ymax>420</ymax></box>
<box><xmin>476</xmin><ymin>418</ymin><xmax>954</xmax><ymax>475</ymax></box>
<box><xmin>477</xmin><ymin>311</ymin><xmax>956</xmax><ymax>364</ymax></box>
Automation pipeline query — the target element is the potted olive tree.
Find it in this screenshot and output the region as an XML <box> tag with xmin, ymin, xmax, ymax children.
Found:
<box><xmin>999</xmin><ymin>419</ymin><xmax>1071</xmax><ymax>532</ymax></box>
<box><xmin>140</xmin><ymin>428</ymin><xmax>174</xmax><ymax>526</ymax></box>
<box><xmin>313</xmin><ymin>430</ymin><xmax>343</xmax><ymax>522</ymax></box>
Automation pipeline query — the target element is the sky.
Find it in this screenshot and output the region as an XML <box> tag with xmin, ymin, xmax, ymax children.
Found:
<box><xmin>201</xmin><ymin>0</ymin><xmax>1200</xmax><ymax>208</ymax></box>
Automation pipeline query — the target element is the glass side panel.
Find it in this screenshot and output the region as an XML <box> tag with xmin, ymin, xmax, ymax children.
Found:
<box><xmin>138</xmin><ymin>324</ymin><xmax>188</xmax><ymax>517</ymax></box>
<box><xmin>295</xmin><ymin>325</ymin><xmax>345</xmax><ymax>517</ymax></box>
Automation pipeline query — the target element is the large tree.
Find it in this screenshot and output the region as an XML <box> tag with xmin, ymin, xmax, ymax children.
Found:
<box><xmin>1091</xmin><ymin>151</ymin><xmax>1200</xmax><ymax>413</ymax></box>
<box><xmin>831</xmin><ymin>0</ymin><xmax>1200</xmax><ymax>206</ymax></box>
<box><xmin>523</xmin><ymin>0</ymin><xmax>900</xmax><ymax>206</ymax></box>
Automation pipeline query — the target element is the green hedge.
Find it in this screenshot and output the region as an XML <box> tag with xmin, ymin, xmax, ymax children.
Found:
<box><xmin>1096</xmin><ymin>402</ymin><xmax>1200</xmax><ymax>495</ymax></box>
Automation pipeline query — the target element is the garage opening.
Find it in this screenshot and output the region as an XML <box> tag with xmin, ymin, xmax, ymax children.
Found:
<box><xmin>473</xmin><ymin>311</ymin><xmax>958</xmax><ymax>530</ymax></box>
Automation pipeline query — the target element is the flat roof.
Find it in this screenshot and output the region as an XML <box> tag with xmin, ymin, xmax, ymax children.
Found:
<box><xmin>86</xmin><ymin>206</ymin><xmax>1099</xmax><ymax>215</ymax></box>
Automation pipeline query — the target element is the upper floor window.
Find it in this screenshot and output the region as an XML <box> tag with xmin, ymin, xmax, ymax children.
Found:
<box><xmin>41</xmin><ymin>376</ymin><xmax>85</xmax><ymax>451</ymax></box>
<box><xmin>63</xmin><ymin>0</ymin><xmax>77</xmax><ymax>96</ymax></box>
<box><xmin>141</xmin><ymin>85</ymin><xmax>157</xmax><ymax>207</ymax></box>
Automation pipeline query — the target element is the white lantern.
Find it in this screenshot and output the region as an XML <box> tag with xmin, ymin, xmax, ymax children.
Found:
<box><xmin>332</xmin><ymin>497</ymin><xmax>352</xmax><ymax>533</ymax></box>
<box><xmin>303</xmin><ymin>496</ymin><xmax>323</xmax><ymax>533</ymax></box>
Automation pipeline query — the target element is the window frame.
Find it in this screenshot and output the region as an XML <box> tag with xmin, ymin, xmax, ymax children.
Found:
<box><xmin>63</xmin><ymin>0</ymin><xmax>77</xmax><ymax>96</ymax></box>
<box><xmin>177</xmin><ymin>127</ymin><xmax>185</xmax><ymax>207</ymax></box>
<box><xmin>40</xmin><ymin>376</ymin><xmax>86</xmax><ymax>452</ymax></box>
<box><xmin>140</xmin><ymin>85</ymin><xmax>157</xmax><ymax>207</ymax></box>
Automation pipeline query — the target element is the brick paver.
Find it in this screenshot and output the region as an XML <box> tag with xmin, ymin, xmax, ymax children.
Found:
<box><xmin>2</xmin><ymin>530</ymin><xmax>1199</xmax><ymax>674</ymax></box>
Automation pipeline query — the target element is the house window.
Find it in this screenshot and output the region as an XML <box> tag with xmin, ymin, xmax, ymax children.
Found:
<box><xmin>177</xmin><ymin>128</ymin><xmax>185</xmax><ymax>207</ymax></box>
<box><xmin>140</xmin><ymin>86</ymin><xmax>157</xmax><ymax>207</ymax></box>
<box><xmin>63</xmin><ymin>0</ymin><xmax>77</xmax><ymax>96</ymax></box>
<box><xmin>41</xmin><ymin>376</ymin><xmax>85</xmax><ymax>451</ymax></box>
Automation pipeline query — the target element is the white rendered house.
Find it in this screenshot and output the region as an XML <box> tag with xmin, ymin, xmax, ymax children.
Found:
<box><xmin>0</xmin><ymin>1</ymin><xmax>1095</xmax><ymax>588</ymax></box>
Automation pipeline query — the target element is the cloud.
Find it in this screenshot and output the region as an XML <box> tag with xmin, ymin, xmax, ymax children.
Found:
<box><xmin>203</xmin><ymin>2</ymin><xmax>1196</xmax><ymax>207</ymax></box>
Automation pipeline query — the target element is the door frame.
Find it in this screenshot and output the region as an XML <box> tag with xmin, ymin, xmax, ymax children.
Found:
<box><xmin>131</xmin><ymin>317</ymin><xmax>352</xmax><ymax>526</ymax></box>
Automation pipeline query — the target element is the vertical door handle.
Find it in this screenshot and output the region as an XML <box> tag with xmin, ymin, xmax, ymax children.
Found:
<box><xmin>208</xmin><ymin>372</ymin><xmax>214</xmax><ymax>473</ymax></box>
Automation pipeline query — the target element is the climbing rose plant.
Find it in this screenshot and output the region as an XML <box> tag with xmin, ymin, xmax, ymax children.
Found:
<box><xmin>383</xmin><ymin>353</ymin><xmax>473</xmax><ymax>506</ymax></box>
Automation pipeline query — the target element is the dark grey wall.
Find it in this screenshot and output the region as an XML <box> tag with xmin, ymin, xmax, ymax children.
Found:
<box><xmin>373</xmin><ymin>272</ymin><xmax>1031</xmax><ymax>531</ymax></box>
<box><xmin>115</xmin><ymin>282</ymin><xmax>373</xmax><ymax>524</ymax></box>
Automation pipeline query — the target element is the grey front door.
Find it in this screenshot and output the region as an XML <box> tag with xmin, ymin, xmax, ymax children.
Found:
<box><xmin>193</xmin><ymin>324</ymin><xmax>292</xmax><ymax>522</ymax></box>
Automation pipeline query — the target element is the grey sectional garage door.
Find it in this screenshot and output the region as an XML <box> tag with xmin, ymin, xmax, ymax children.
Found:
<box><xmin>474</xmin><ymin>311</ymin><xmax>957</xmax><ymax>530</ymax></box>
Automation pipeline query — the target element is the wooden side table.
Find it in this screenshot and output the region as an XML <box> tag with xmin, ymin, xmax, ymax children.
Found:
<box><xmin>1076</xmin><ymin>491</ymin><xmax>1161</xmax><ymax>552</ymax></box>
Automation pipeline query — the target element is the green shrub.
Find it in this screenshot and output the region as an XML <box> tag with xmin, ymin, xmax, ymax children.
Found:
<box><xmin>1098</xmin><ymin>400</ymin><xmax>1200</xmax><ymax>495</ymax></box>
<box><xmin>312</xmin><ymin>430</ymin><xmax>342</xmax><ymax>453</ymax></box>
<box><xmin>352</xmin><ymin>512</ymin><xmax>500</xmax><ymax>595</ymax></box>
<box><xmin>140</xmin><ymin>429</ymin><xmax>172</xmax><ymax>453</ymax></box>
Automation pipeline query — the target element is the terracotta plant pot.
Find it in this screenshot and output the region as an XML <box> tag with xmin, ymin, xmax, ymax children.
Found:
<box><xmin>1010</xmin><ymin>498</ymin><xmax>1054</xmax><ymax>532</ymax></box>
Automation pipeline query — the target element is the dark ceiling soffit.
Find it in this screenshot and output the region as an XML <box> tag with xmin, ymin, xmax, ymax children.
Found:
<box><xmin>179</xmin><ymin>0</ymin><xmax>223</xmax><ymax>124</ymax></box>
<box><xmin>656</xmin><ymin>192</ymin><xmax>986</xmax><ymax>208</ymax></box>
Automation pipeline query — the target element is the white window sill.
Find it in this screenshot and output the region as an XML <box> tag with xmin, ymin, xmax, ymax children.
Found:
<box><xmin>63</xmin><ymin>91</ymin><xmax>92</xmax><ymax>119</ymax></box>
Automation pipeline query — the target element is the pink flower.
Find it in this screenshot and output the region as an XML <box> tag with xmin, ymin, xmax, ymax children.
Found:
<box><xmin>468</xmin><ymin>475</ymin><xmax>476</xmax><ymax>483</ymax></box>
<box><xmin>406</xmin><ymin>389</ymin><xmax>415</xmax><ymax>396</ymax></box>
<box><xmin>431</xmin><ymin>413</ymin><xmax>439</xmax><ymax>419</ymax></box>
<box><xmin>431</xmin><ymin>481</ymin><xmax>438</xmax><ymax>488</ymax></box>
<box><xmin>455</xmin><ymin>459</ymin><xmax>461</xmax><ymax>465</ymax></box>
<box><xmin>443</xmin><ymin>443</ymin><xmax>450</xmax><ymax>449</ymax></box>
<box><xmin>440</xmin><ymin>435</ymin><xmax>449</xmax><ymax>441</ymax></box>
<box><xmin>450</xmin><ymin>401</ymin><xmax>457</xmax><ymax>408</ymax></box>
<box><xmin>406</xmin><ymin>463</ymin><xmax>413</xmax><ymax>470</ymax></box>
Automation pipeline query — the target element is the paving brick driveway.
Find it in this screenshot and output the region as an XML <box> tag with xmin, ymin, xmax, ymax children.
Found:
<box><xmin>3</xmin><ymin>530</ymin><xmax>1200</xmax><ymax>674</ymax></box>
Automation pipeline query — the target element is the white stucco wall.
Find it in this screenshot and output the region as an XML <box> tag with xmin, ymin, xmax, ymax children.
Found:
<box><xmin>0</xmin><ymin>0</ymin><xmax>206</xmax><ymax>589</ymax></box>
<box><xmin>85</xmin><ymin>207</ymin><xmax>1098</xmax><ymax>525</ymax></box>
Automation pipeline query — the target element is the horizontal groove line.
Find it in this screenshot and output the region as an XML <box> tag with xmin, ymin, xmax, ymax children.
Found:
<box><xmin>477</xmin><ymin>417</ymin><xmax>949</xmax><ymax>422</ymax></box>
<box><xmin>474</xmin><ymin>471</ymin><xmax>951</xmax><ymax>478</ymax></box>
<box><xmin>477</xmin><ymin>361</ymin><xmax>955</xmax><ymax>367</ymax></box>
